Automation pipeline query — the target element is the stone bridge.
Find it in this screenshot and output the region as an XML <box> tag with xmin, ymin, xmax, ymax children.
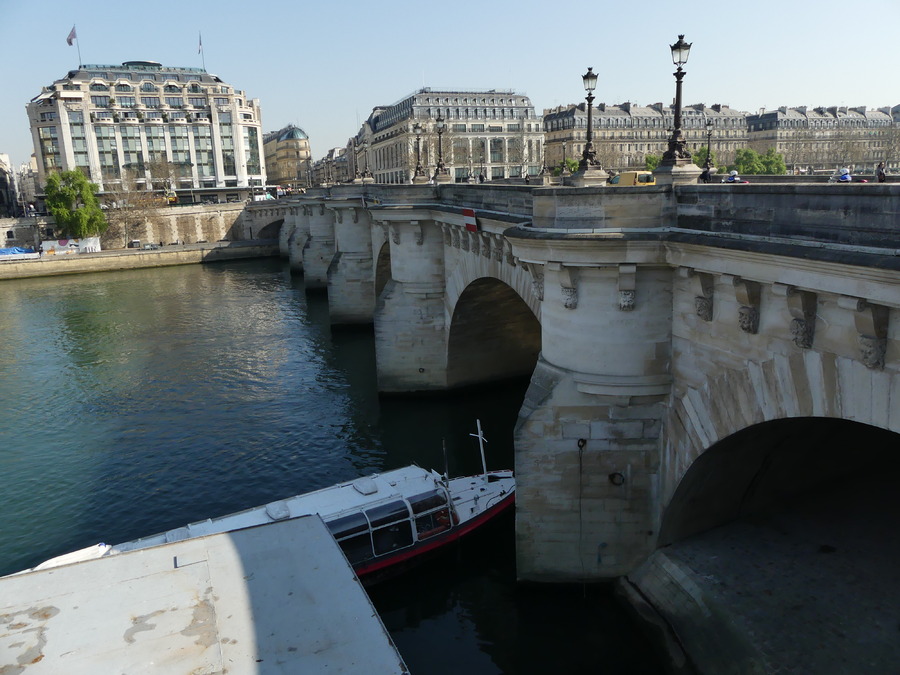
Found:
<box><xmin>244</xmin><ymin>183</ymin><xmax>899</xmax><ymax>583</ymax></box>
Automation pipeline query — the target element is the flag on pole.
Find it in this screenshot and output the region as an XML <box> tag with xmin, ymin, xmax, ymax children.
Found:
<box><xmin>198</xmin><ymin>32</ymin><xmax>203</xmax><ymax>54</ymax></box>
<box><xmin>66</xmin><ymin>26</ymin><xmax>77</xmax><ymax>46</ymax></box>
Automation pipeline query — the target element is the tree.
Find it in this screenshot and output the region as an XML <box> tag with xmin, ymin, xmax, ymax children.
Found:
<box><xmin>103</xmin><ymin>168</ymin><xmax>166</xmax><ymax>247</ymax></box>
<box><xmin>760</xmin><ymin>147</ymin><xmax>787</xmax><ymax>175</ymax></box>
<box><xmin>44</xmin><ymin>170</ymin><xmax>106</xmax><ymax>238</ymax></box>
<box><xmin>730</xmin><ymin>148</ymin><xmax>786</xmax><ymax>175</ymax></box>
<box><xmin>692</xmin><ymin>147</ymin><xmax>715</xmax><ymax>169</ymax></box>
<box><xmin>644</xmin><ymin>154</ymin><xmax>661</xmax><ymax>171</ymax></box>
<box><xmin>731</xmin><ymin>148</ymin><xmax>765</xmax><ymax>175</ymax></box>
<box><xmin>552</xmin><ymin>158</ymin><xmax>579</xmax><ymax>176</ymax></box>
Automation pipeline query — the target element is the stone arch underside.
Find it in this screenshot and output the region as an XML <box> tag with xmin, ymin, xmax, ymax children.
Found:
<box><xmin>444</xmin><ymin>257</ymin><xmax>540</xmax><ymax>390</ymax></box>
<box><xmin>256</xmin><ymin>218</ymin><xmax>283</xmax><ymax>239</ymax></box>
<box><xmin>658</xmin><ymin>349</ymin><xmax>899</xmax><ymax>545</ymax></box>
<box><xmin>447</xmin><ymin>278</ymin><xmax>541</xmax><ymax>389</ymax></box>
<box><xmin>374</xmin><ymin>241</ymin><xmax>391</xmax><ymax>300</ymax></box>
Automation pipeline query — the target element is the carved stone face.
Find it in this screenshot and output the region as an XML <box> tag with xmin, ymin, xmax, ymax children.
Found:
<box><xmin>790</xmin><ymin>317</ymin><xmax>813</xmax><ymax>349</ymax></box>
<box><xmin>738</xmin><ymin>305</ymin><xmax>759</xmax><ymax>334</ymax></box>
<box><xmin>858</xmin><ymin>335</ymin><xmax>886</xmax><ymax>370</ymax></box>
<box><xmin>694</xmin><ymin>296</ymin><xmax>713</xmax><ymax>322</ymax></box>
<box><xmin>562</xmin><ymin>285</ymin><xmax>577</xmax><ymax>310</ymax></box>
<box><xmin>618</xmin><ymin>290</ymin><xmax>636</xmax><ymax>312</ymax></box>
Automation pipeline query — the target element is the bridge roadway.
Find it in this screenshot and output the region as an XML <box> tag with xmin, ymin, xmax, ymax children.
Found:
<box><xmin>217</xmin><ymin>182</ymin><xmax>900</xmax><ymax>672</ymax></box>
<box><xmin>618</xmin><ymin>469</ymin><xmax>899</xmax><ymax>674</ymax></box>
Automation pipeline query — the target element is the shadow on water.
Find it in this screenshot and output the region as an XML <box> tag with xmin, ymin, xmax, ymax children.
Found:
<box><xmin>367</xmin><ymin>510</ymin><xmax>664</xmax><ymax>675</ymax></box>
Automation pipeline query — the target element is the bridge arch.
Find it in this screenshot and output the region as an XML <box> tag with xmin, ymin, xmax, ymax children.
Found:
<box><xmin>255</xmin><ymin>218</ymin><xmax>283</xmax><ymax>240</ymax></box>
<box><xmin>447</xmin><ymin>277</ymin><xmax>541</xmax><ymax>389</ymax></box>
<box><xmin>374</xmin><ymin>240</ymin><xmax>391</xmax><ymax>300</ymax></box>
<box><xmin>658</xmin><ymin>417</ymin><xmax>899</xmax><ymax>545</ymax></box>
<box><xmin>660</xmin><ymin>349</ymin><xmax>899</xmax><ymax>545</ymax></box>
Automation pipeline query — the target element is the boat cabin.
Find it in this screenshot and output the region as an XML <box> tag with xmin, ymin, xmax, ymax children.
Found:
<box><xmin>326</xmin><ymin>486</ymin><xmax>457</xmax><ymax>565</ymax></box>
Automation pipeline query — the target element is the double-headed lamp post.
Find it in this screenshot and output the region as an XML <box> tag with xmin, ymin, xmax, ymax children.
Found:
<box><xmin>661</xmin><ymin>34</ymin><xmax>692</xmax><ymax>163</ymax></box>
<box><xmin>705</xmin><ymin>118</ymin><xmax>714</xmax><ymax>170</ymax></box>
<box><xmin>579</xmin><ymin>66</ymin><xmax>598</xmax><ymax>170</ymax></box>
<box><xmin>413</xmin><ymin>122</ymin><xmax>426</xmax><ymax>180</ymax></box>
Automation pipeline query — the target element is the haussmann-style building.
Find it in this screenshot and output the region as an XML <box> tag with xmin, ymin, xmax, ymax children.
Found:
<box><xmin>543</xmin><ymin>102</ymin><xmax>747</xmax><ymax>171</ymax></box>
<box><xmin>26</xmin><ymin>61</ymin><xmax>266</xmax><ymax>202</ymax></box>
<box><xmin>263</xmin><ymin>124</ymin><xmax>312</xmax><ymax>191</ymax></box>
<box><xmin>352</xmin><ymin>88</ymin><xmax>544</xmax><ymax>184</ymax></box>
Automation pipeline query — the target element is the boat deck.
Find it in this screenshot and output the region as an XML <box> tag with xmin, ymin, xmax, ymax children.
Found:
<box><xmin>0</xmin><ymin>516</ymin><xmax>407</xmax><ymax>673</ymax></box>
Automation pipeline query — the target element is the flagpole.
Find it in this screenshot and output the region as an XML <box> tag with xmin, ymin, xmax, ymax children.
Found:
<box><xmin>76</xmin><ymin>35</ymin><xmax>83</xmax><ymax>67</ymax></box>
<box><xmin>199</xmin><ymin>31</ymin><xmax>206</xmax><ymax>71</ymax></box>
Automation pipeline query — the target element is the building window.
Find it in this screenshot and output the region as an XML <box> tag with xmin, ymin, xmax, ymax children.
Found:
<box><xmin>165</xmin><ymin>97</ymin><xmax>184</xmax><ymax>107</ymax></box>
<box><xmin>91</xmin><ymin>96</ymin><xmax>110</xmax><ymax>106</ymax></box>
<box><xmin>89</xmin><ymin>83</ymin><xmax>109</xmax><ymax>91</ymax></box>
<box><xmin>141</xmin><ymin>97</ymin><xmax>160</xmax><ymax>107</ymax></box>
<box><xmin>188</xmin><ymin>97</ymin><xmax>206</xmax><ymax>107</ymax></box>
<box><xmin>452</xmin><ymin>124</ymin><xmax>466</xmax><ymax>132</ymax></box>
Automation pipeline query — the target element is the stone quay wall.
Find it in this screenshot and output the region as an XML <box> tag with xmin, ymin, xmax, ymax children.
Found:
<box><xmin>0</xmin><ymin>241</ymin><xmax>278</xmax><ymax>281</ymax></box>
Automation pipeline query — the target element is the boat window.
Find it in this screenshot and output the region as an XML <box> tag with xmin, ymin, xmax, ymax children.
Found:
<box><xmin>408</xmin><ymin>490</ymin><xmax>448</xmax><ymax>514</ymax></box>
<box><xmin>365</xmin><ymin>500</ymin><xmax>409</xmax><ymax>528</ymax></box>
<box><xmin>327</xmin><ymin>513</ymin><xmax>369</xmax><ymax>539</ymax></box>
<box><xmin>372</xmin><ymin>521</ymin><xmax>414</xmax><ymax>556</ymax></box>
<box><xmin>415</xmin><ymin>508</ymin><xmax>452</xmax><ymax>540</ymax></box>
<box><xmin>338</xmin><ymin>534</ymin><xmax>374</xmax><ymax>565</ymax></box>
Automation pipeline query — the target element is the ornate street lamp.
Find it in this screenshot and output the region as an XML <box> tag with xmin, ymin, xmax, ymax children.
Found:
<box><xmin>413</xmin><ymin>122</ymin><xmax>426</xmax><ymax>181</ymax></box>
<box><xmin>661</xmin><ymin>34</ymin><xmax>692</xmax><ymax>163</ymax></box>
<box><xmin>434</xmin><ymin>115</ymin><xmax>448</xmax><ymax>179</ymax></box>
<box><xmin>705</xmin><ymin>118</ymin><xmax>714</xmax><ymax>170</ymax></box>
<box><xmin>579</xmin><ymin>66</ymin><xmax>598</xmax><ymax>170</ymax></box>
<box><xmin>361</xmin><ymin>141</ymin><xmax>372</xmax><ymax>179</ymax></box>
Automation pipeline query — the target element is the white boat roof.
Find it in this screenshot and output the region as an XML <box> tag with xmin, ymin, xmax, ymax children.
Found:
<box><xmin>0</xmin><ymin>515</ymin><xmax>407</xmax><ymax>674</ymax></box>
<box><xmin>113</xmin><ymin>464</ymin><xmax>443</xmax><ymax>553</ymax></box>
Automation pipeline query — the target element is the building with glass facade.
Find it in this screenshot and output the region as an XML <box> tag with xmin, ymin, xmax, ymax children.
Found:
<box><xmin>26</xmin><ymin>61</ymin><xmax>265</xmax><ymax>197</ymax></box>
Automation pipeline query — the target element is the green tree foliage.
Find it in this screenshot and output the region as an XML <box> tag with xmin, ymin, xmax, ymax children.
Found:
<box><xmin>760</xmin><ymin>147</ymin><xmax>787</xmax><ymax>175</ymax></box>
<box><xmin>729</xmin><ymin>148</ymin><xmax>787</xmax><ymax>176</ymax></box>
<box><xmin>692</xmin><ymin>147</ymin><xmax>715</xmax><ymax>169</ymax></box>
<box><xmin>552</xmin><ymin>158</ymin><xmax>580</xmax><ymax>176</ymax></box>
<box><xmin>44</xmin><ymin>171</ymin><xmax>107</xmax><ymax>238</ymax></box>
<box><xmin>644</xmin><ymin>154</ymin><xmax>661</xmax><ymax>171</ymax></box>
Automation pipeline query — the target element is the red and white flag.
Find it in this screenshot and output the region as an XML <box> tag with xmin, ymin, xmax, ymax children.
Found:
<box><xmin>66</xmin><ymin>26</ymin><xmax>77</xmax><ymax>46</ymax></box>
<box><xmin>463</xmin><ymin>208</ymin><xmax>478</xmax><ymax>233</ymax></box>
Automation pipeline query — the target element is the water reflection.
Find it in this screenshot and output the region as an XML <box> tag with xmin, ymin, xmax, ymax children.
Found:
<box><xmin>0</xmin><ymin>259</ymin><xmax>662</xmax><ymax>673</ymax></box>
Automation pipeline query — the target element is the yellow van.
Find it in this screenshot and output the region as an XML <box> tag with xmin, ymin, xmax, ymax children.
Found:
<box><xmin>609</xmin><ymin>171</ymin><xmax>655</xmax><ymax>186</ymax></box>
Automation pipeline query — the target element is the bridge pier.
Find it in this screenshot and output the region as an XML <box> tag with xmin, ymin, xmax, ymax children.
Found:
<box><xmin>286</xmin><ymin>205</ymin><xmax>311</xmax><ymax>274</ymax></box>
<box><xmin>327</xmin><ymin>200</ymin><xmax>375</xmax><ymax>325</ymax></box>
<box><xmin>304</xmin><ymin>202</ymin><xmax>336</xmax><ymax>289</ymax></box>
<box><xmin>509</xmin><ymin>242</ymin><xmax>675</xmax><ymax>581</ymax></box>
<box><xmin>373</xmin><ymin>214</ymin><xmax>449</xmax><ymax>392</ymax></box>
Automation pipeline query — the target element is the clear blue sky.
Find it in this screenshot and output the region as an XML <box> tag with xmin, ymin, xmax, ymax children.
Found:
<box><xmin>1</xmin><ymin>0</ymin><xmax>897</xmax><ymax>169</ymax></box>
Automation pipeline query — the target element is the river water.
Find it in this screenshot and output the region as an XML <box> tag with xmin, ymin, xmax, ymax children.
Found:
<box><xmin>0</xmin><ymin>259</ymin><xmax>662</xmax><ymax>674</ymax></box>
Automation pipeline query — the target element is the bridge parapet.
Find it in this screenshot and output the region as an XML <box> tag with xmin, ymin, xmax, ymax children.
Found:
<box><xmin>674</xmin><ymin>184</ymin><xmax>900</xmax><ymax>253</ymax></box>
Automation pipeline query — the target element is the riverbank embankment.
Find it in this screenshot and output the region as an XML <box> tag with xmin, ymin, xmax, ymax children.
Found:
<box><xmin>0</xmin><ymin>240</ymin><xmax>279</xmax><ymax>281</ymax></box>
